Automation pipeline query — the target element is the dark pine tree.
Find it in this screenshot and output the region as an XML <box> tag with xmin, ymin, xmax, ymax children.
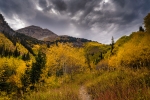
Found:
<box><xmin>139</xmin><ymin>26</ymin><xmax>144</xmax><ymax>32</ymax></box>
<box><xmin>0</xmin><ymin>46</ymin><xmax>3</xmax><ymax>56</ymax></box>
<box><xmin>0</xmin><ymin>45</ymin><xmax>5</xmax><ymax>57</ymax></box>
<box><xmin>100</xmin><ymin>52</ymin><xmax>103</xmax><ymax>59</ymax></box>
<box><xmin>144</xmin><ymin>13</ymin><xmax>150</xmax><ymax>33</ymax></box>
<box><xmin>4</xmin><ymin>48</ymin><xmax>9</xmax><ymax>57</ymax></box>
<box><xmin>47</xmin><ymin>43</ymin><xmax>50</xmax><ymax>48</ymax></box>
<box><xmin>30</xmin><ymin>51</ymin><xmax>46</xmax><ymax>85</ymax></box>
<box><xmin>13</xmin><ymin>47</ymin><xmax>20</xmax><ymax>57</ymax></box>
<box><xmin>26</xmin><ymin>52</ymin><xmax>30</xmax><ymax>60</ymax></box>
<box><xmin>21</xmin><ymin>66</ymin><xmax>31</xmax><ymax>93</ymax></box>
<box><xmin>111</xmin><ymin>36</ymin><xmax>114</xmax><ymax>54</ymax></box>
<box><xmin>22</xmin><ymin>54</ymin><xmax>26</xmax><ymax>61</ymax></box>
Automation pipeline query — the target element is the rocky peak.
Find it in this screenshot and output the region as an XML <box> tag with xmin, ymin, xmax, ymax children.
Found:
<box><xmin>0</xmin><ymin>14</ymin><xmax>5</xmax><ymax>23</ymax></box>
<box><xmin>17</xmin><ymin>25</ymin><xmax>58</xmax><ymax>40</ymax></box>
<box><xmin>0</xmin><ymin>14</ymin><xmax>15</xmax><ymax>35</ymax></box>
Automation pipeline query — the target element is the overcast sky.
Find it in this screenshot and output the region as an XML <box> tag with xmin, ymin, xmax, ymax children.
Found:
<box><xmin>0</xmin><ymin>0</ymin><xmax>150</xmax><ymax>43</ymax></box>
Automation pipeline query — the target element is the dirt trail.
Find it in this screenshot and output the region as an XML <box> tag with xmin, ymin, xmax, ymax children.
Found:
<box><xmin>79</xmin><ymin>86</ymin><xmax>91</xmax><ymax>100</ymax></box>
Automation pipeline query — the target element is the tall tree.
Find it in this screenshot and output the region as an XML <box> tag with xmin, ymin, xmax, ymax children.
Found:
<box><xmin>144</xmin><ymin>13</ymin><xmax>150</xmax><ymax>33</ymax></box>
<box><xmin>139</xmin><ymin>26</ymin><xmax>144</xmax><ymax>32</ymax></box>
<box><xmin>111</xmin><ymin>36</ymin><xmax>114</xmax><ymax>54</ymax></box>
<box><xmin>30</xmin><ymin>51</ymin><xmax>46</xmax><ymax>84</ymax></box>
<box><xmin>21</xmin><ymin>66</ymin><xmax>31</xmax><ymax>93</ymax></box>
<box><xmin>26</xmin><ymin>52</ymin><xmax>30</xmax><ymax>60</ymax></box>
<box><xmin>13</xmin><ymin>47</ymin><xmax>20</xmax><ymax>57</ymax></box>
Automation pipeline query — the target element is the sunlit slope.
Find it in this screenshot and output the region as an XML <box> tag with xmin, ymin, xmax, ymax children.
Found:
<box><xmin>109</xmin><ymin>32</ymin><xmax>150</xmax><ymax>68</ymax></box>
<box><xmin>0</xmin><ymin>32</ymin><xmax>15</xmax><ymax>50</ymax></box>
<box><xmin>84</xmin><ymin>42</ymin><xmax>110</xmax><ymax>69</ymax></box>
<box><xmin>0</xmin><ymin>32</ymin><xmax>28</xmax><ymax>55</ymax></box>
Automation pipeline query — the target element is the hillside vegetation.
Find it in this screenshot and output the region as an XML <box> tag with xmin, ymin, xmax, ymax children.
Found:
<box><xmin>1</xmin><ymin>13</ymin><xmax>150</xmax><ymax>100</ymax></box>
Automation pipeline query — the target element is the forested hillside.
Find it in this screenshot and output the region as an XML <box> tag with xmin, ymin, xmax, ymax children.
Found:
<box><xmin>1</xmin><ymin>13</ymin><xmax>150</xmax><ymax>100</ymax></box>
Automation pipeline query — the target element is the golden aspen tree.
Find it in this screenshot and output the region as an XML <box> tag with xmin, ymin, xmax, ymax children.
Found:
<box><xmin>43</xmin><ymin>43</ymin><xmax>87</xmax><ymax>82</ymax></box>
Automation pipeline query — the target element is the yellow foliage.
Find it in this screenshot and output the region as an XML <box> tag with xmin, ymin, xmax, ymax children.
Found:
<box><xmin>109</xmin><ymin>32</ymin><xmax>150</xmax><ymax>68</ymax></box>
<box><xmin>32</xmin><ymin>44</ymin><xmax>40</xmax><ymax>54</ymax></box>
<box><xmin>0</xmin><ymin>57</ymin><xmax>27</xmax><ymax>88</ymax></box>
<box><xmin>85</xmin><ymin>42</ymin><xmax>103</xmax><ymax>47</ymax></box>
<box><xmin>44</xmin><ymin>43</ymin><xmax>87</xmax><ymax>78</ymax></box>
<box><xmin>16</xmin><ymin>43</ymin><xmax>28</xmax><ymax>55</ymax></box>
<box><xmin>0</xmin><ymin>33</ymin><xmax>15</xmax><ymax>50</ymax></box>
<box><xmin>108</xmin><ymin>55</ymin><xmax>118</xmax><ymax>68</ymax></box>
<box><xmin>0</xmin><ymin>33</ymin><xmax>30</xmax><ymax>55</ymax></box>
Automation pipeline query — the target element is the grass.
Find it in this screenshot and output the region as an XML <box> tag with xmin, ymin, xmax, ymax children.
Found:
<box><xmin>85</xmin><ymin>68</ymin><xmax>150</xmax><ymax>100</ymax></box>
<box><xmin>24</xmin><ymin>82</ymin><xmax>80</xmax><ymax>100</ymax></box>
<box><xmin>2</xmin><ymin>68</ymin><xmax>150</xmax><ymax>100</ymax></box>
<box><xmin>25</xmin><ymin>68</ymin><xmax>150</xmax><ymax>100</ymax></box>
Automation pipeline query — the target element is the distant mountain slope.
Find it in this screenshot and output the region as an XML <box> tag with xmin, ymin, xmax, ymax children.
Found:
<box><xmin>0</xmin><ymin>14</ymin><xmax>15</xmax><ymax>35</ymax></box>
<box><xmin>0</xmin><ymin>13</ymin><xmax>92</xmax><ymax>50</ymax></box>
<box><xmin>0</xmin><ymin>32</ymin><xmax>28</xmax><ymax>55</ymax></box>
<box><xmin>44</xmin><ymin>35</ymin><xmax>91</xmax><ymax>47</ymax></box>
<box><xmin>0</xmin><ymin>14</ymin><xmax>43</xmax><ymax>55</ymax></box>
<box><xmin>17</xmin><ymin>25</ymin><xmax>58</xmax><ymax>40</ymax></box>
<box><xmin>16</xmin><ymin>25</ymin><xmax>91</xmax><ymax>47</ymax></box>
<box><xmin>17</xmin><ymin>26</ymin><xmax>91</xmax><ymax>47</ymax></box>
<box><xmin>17</xmin><ymin>25</ymin><xmax>91</xmax><ymax>43</ymax></box>
<box><xmin>45</xmin><ymin>35</ymin><xmax>90</xmax><ymax>42</ymax></box>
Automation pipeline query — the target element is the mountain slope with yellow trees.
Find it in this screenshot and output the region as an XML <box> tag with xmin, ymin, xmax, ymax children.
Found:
<box><xmin>109</xmin><ymin>31</ymin><xmax>150</xmax><ymax>68</ymax></box>
<box><xmin>108</xmin><ymin>13</ymin><xmax>150</xmax><ymax>68</ymax></box>
<box><xmin>86</xmin><ymin>13</ymin><xmax>150</xmax><ymax>100</ymax></box>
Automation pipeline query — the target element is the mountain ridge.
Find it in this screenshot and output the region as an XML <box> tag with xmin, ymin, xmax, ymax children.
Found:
<box><xmin>0</xmin><ymin>14</ymin><xmax>15</xmax><ymax>35</ymax></box>
<box><xmin>0</xmin><ymin>13</ymin><xmax>92</xmax><ymax>50</ymax></box>
<box><xmin>16</xmin><ymin>25</ymin><xmax>58</xmax><ymax>41</ymax></box>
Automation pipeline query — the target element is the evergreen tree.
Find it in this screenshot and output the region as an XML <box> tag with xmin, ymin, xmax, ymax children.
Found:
<box><xmin>30</xmin><ymin>51</ymin><xmax>46</xmax><ymax>84</ymax></box>
<box><xmin>8</xmin><ymin>49</ymin><xmax>12</xmax><ymax>57</ymax></box>
<box><xmin>111</xmin><ymin>36</ymin><xmax>114</xmax><ymax>54</ymax></box>
<box><xmin>100</xmin><ymin>52</ymin><xmax>103</xmax><ymax>59</ymax></box>
<box><xmin>139</xmin><ymin>26</ymin><xmax>144</xmax><ymax>32</ymax></box>
<box><xmin>0</xmin><ymin>45</ymin><xmax>13</xmax><ymax>57</ymax></box>
<box><xmin>21</xmin><ymin>66</ymin><xmax>31</xmax><ymax>93</ymax></box>
<box><xmin>13</xmin><ymin>47</ymin><xmax>20</xmax><ymax>57</ymax></box>
<box><xmin>144</xmin><ymin>13</ymin><xmax>150</xmax><ymax>33</ymax></box>
<box><xmin>26</xmin><ymin>52</ymin><xmax>30</xmax><ymax>60</ymax></box>
<box><xmin>4</xmin><ymin>48</ymin><xmax>8</xmax><ymax>57</ymax></box>
<box><xmin>1</xmin><ymin>45</ymin><xmax>5</xmax><ymax>57</ymax></box>
<box><xmin>22</xmin><ymin>54</ymin><xmax>26</xmax><ymax>61</ymax></box>
<box><xmin>22</xmin><ymin>52</ymin><xmax>30</xmax><ymax>61</ymax></box>
<box><xmin>0</xmin><ymin>46</ymin><xmax>3</xmax><ymax>56</ymax></box>
<box><xmin>47</xmin><ymin>43</ymin><xmax>50</xmax><ymax>48</ymax></box>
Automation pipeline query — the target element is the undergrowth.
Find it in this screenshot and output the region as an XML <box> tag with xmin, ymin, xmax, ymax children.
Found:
<box><xmin>85</xmin><ymin>68</ymin><xmax>150</xmax><ymax>100</ymax></box>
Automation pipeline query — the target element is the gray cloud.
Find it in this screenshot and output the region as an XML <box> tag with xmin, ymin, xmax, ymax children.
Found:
<box><xmin>39</xmin><ymin>0</ymin><xmax>47</xmax><ymax>9</ymax></box>
<box><xmin>51</xmin><ymin>0</ymin><xmax>67</xmax><ymax>11</ymax></box>
<box><xmin>0</xmin><ymin>0</ymin><xmax>36</xmax><ymax>18</ymax></box>
<box><xmin>0</xmin><ymin>0</ymin><xmax>150</xmax><ymax>43</ymax></box>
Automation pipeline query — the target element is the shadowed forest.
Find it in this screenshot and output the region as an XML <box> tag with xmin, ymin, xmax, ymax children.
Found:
<box><xmin>1</xmin><ymin>13</ymin><xmax>150</xmax><ymax>100</ymax></box>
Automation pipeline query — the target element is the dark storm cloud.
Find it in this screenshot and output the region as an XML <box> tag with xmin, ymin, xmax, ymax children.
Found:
<box><xmin>51</xmin><ymin>0</ymin><xmax>67</xmax><ymax>11</ymax></box>
<box><xmin>39</xmin><ymin>0</ymin><xmax>67</xmax><ymax>12</ymax></box>
<box><xmin>25</xmin><ymin>11</ymin><xmax>71</xmax><ymax>35</ymax></box>
<box><xmin>0</xmin><ymin>0</ymin><xmax>150</xmax><ymax>43</ymax></box>
<box><xmin>67</xmin><ymin>0</ymin><xmax>96</xmax><ymax>15</ymax></box>
<box><xmin>39</xmin><ymin>0</ymin><xmax>47</xmax><ymax>9</ymax></box>
<box><xmin>0</xmin><ymin>0</ymin><xmax>35</xmax><ymax>19</ymax></box>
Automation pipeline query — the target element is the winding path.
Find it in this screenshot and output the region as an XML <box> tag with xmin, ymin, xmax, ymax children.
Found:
<box><xmin>79</xmin><ymin>86</ymin><xmax>91</xmax><ymax>100</ymax></box>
